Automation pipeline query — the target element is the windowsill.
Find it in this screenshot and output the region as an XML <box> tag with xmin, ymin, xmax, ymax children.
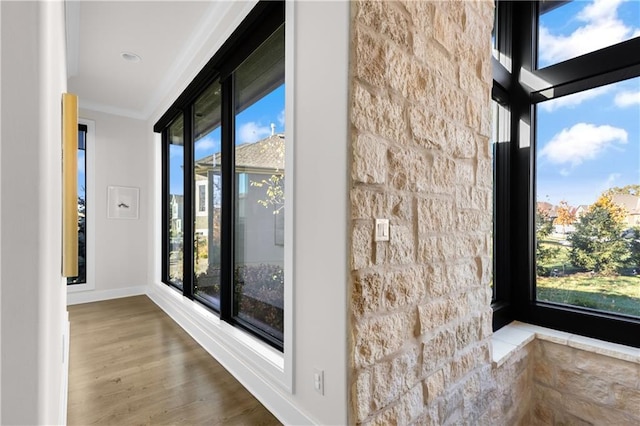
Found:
<box><xmin>492</xmin><ymin>321</ymin><xmax>640</xmax><ymax>367</ymax></box>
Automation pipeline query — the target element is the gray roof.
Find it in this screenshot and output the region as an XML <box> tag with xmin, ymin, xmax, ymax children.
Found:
<box><xmin>194</xmin><ymin>134</ymin><xmax>284</xmax><ymax>177</ymax></box>
<box><xmin>611</xmin><ymin>194</ymin><xmax>640</xmax><ymax>215</ymax></box>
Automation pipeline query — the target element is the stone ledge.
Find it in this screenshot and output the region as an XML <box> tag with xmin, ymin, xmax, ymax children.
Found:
<box><xmin>491</xmin><ymin>321</ymin><xmax>640</xmax><ymax>367</ymax></box>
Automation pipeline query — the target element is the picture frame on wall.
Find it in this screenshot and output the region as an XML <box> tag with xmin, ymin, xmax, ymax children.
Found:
<box><xmin>107</xmin><ymin>186</ymin><xmax>139</xmax><ymax>219</ymax></box>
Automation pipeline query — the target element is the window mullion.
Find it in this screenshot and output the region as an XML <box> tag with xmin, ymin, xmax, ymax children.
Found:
<box><xmin>510</xmin><ymin>1</ymin><xmax>537</xmax><ymax>314</ymax></box>
<box><xmin>220</xmin><ymin>76</ymin><xmax>235</xmax><ymax>321</ymax></box>
<box><xmin>184</xmin><ymin>107</ymin><xmax>195</xmax><ymax>299</ymax></box>
<box><xmin>161</xmin><ymin>128</ymin><xmax>169</xmax><ymax>284</ymax></box>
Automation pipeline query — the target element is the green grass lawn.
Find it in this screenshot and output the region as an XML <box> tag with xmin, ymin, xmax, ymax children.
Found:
<box><xmin>537</xmin><ymin>273</ymin><xmax>640</xmax><ymax>317</ymax></box>
<box><xmin>534</xmin><ymin>240</ymin><xmax>640</xmax><ymax>316</ymax></box>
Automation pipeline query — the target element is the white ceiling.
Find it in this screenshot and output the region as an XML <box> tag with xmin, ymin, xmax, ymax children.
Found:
<box><xmin>66</xmin><ymin>1</ymin><xmax>218</xmax><ymax>120</ymax></box>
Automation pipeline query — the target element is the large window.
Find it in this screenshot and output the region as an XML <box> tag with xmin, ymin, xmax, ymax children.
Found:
<box><xmin>157</xmin><ymin>1</ymin><xmax>285</xmax><ymax>349</ymax></box>
<box><xmin>492</xmin><ymin>0</ymin><xmax>640</xmax><ymax>347</ymax></box>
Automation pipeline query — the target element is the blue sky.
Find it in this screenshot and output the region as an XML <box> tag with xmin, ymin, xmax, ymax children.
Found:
<box><xmin>169</xmin><ymin>84</ymin><xmax>285</xmax><ymax>196</ymax></box>
<box><xmin>536</xmin><ymin>0</ymin><xmax>640</xmax><ymax>207</ymax></box>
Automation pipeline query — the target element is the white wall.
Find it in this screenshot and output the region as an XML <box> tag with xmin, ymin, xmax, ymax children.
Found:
<box><xmin>0</xmin><ymin>2</ymin><xmax>3</xmax><ymax>420</ymax></box>
<box><xmin>0</xmin><ymin>1</ymin><xmax>68</xmax><ymax>424</ymax></box>
<box><xmin>289</xmin><ymin>1</ymin><xmax>350</xmax><ymax>423</ymax></box>
<box><xmin>146</xmin><ymin>1</ymin><xmax>350</xmax><ymax>424</ymax></box>
<box><xmin>68</xmin><ymin>110</ymin><xmax>149</xmax><ymax>304</ymax></box>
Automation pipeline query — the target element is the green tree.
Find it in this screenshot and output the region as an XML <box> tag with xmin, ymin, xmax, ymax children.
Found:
<box><xmin>536</xmin><ymin>206</ymin><xmax>558</xmax><ymax>275</ymax></box>
<box><xmin>251</xmin><ymin>135</ymin><xmax>285</xmax><ymax>214</ymax></box>
<box><xmin>603</xmin><ymin>184</ymin><xmax>640</xmax><ymax>197</ymax></box>
<box><xmin>626</xmin><ymin>227</ymin><xmax>640</xmax><ymax>268</ymax></box>
<box><xmin>568</xmin><ymin>195</ymin><xmax>629</xmax><ymax>275</ymax></box>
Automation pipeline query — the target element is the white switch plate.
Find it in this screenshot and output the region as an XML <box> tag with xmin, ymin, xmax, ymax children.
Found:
<box><xmin>375</xmin><ymin>219</ymin><xmax>390</xmax><ymax>242</ymax></box>
<box><xmin>313</xmin><ymin>368</ymin><xmax>324</xmax><ymax>395</ymax></box>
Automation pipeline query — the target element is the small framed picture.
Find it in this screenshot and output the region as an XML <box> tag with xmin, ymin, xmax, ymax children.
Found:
<box><xmin>107</xmin><ymin>186</ymin><xmax>139</xmax><ymax>219</ymax></box>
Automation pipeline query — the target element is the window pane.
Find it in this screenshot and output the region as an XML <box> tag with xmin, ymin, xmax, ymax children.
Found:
<box><xmin>234</xmin><ymin>24</ymin><xmax>285</xmax><ymax>341</ymax></box>
<box><xmin>535</xmin><ymin>77</ymin><xmax>640</xmax><ymax>317</ymax></box>
<box><xmin>491</xmin><ymin>99</ymin><xmax>511</xmax><ymax>302</ymax></box>
<box><xmin>490</xmin><ymin>100</ymin><xmax>498</xmax><ymax>298</ymax></box>
<box><xmin>538</xmin><ymin>0</ymin><xmax>640</xmax><ymax>68</ymax></box>
<box><xmin>68</xmin><ymin>126</ymin><xmax>87</xmax><ymax>285</ymax></box>
<box><xmin>168</xmin><ymin>114</ymin><xmax>184</xmax><ymax>289</ymax></box>
<box><xmin>193</xmin><ymin>82</ymin><xmax>222</xmax><ymax>308</ymax></box>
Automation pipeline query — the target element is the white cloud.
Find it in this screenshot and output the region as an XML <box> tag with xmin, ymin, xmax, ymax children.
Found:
<box><xmin>278</xmin><ymin>109</ymin><xmax>285</xmax><ymax>127</ymax></box>
<box><xmin>540</xmin><ymin>86</ymin><xmax>611</xmax><ymax>112</ymax></box>
<box><xmin>604</xmin><ymin>172</ymin><xmax>622</xmax><ymax>188</ymax></box>
<box><xmin>539</xmin><ymin>123</ymin><xmax>628</xmax><ymax>167</ymax></box>
<box><xmin>614</xmin><ymin>90</ymin><xmax>640</xmax><ymax>108</ymax></box>
<box><xmin>578</xmin><ymin>0</ymin><xmax>624</xmax><ymax>22</ymax></box>
<box><xmin>238</xmin><ymin>122</ymin><xmax>272</xmax><ymax>144</ymax></box>
<box><xmin>539</xmin><ymin>0</ymin><xmax>638</xmax><ymax>66</ymax></box>
<box><xmin>194</xmin><ymin>137</ymin><xmax>218</xmax><ymax>153</ymax></box>
<box><xmin>598</xmin><ymin>172</ymin><xmax>622</xmax><ymax>195</ymax></box>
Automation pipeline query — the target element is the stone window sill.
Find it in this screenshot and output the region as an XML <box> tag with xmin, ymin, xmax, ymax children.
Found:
<box><xmin>492</xmin><ymin>321</ymin><xmax>640</xmax><ymax>367</ymax></box>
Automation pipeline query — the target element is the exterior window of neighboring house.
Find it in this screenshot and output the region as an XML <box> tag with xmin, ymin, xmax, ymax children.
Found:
<box><xmin>67</xmin><ymin>124</ymin><xmax>88</xmax><ymax>285</ymax></box>
<box><xmin>493</xmin><ymin>0</ymin><xmax>640</xmax><ymax>347</ymax></box>
<box><xmin>238</xmin><ymin>173</ymin><xmax>248</xmax><ymax>197</ymax></box>
<box><xmin>156</xmin><ymin>1</ymin><xmax>285</xmax><ymax>350</ymax></box>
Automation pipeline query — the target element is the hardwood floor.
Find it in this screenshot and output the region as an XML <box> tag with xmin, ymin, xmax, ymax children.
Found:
<box><xmin>67</xmin><ymin>296</ymin><xmax>281</xmax><ymax>425</ymax></box>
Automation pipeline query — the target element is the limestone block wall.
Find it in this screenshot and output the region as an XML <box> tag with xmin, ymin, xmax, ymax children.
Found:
<box><xmin>349</xmin><ymin>0</ymin><xmax>503</xmax><ymax>424</ymax></box>
<box><xmin>348</xmin><ymin>2</ymin><xmax>640</xmax><ymax>425</ymax></box>
<box><xmin>532</xmin><ymin>340</ymin><xmax>640</xmax><ymax>425</ymax></box>
<box><xmin>478</xmin><ymin>344</ymin><xmax>533</xmax><ymax>425</ymax></box>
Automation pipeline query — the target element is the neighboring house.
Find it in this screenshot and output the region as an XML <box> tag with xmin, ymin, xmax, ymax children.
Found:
<box><xmin>168</xmin><ymin>194</ymin><xmax>184</xmax><ymax>237</ymax></box>
<box><xmin>611</xmin><ymin>194</ymin><xmax>640</xmax><ymax>227</ymax></box>
<box><xmin>536</xmin><ymin>201</ymin><xmax>557</xmax><ymax>220</ymax></box>
<box><xmin>536</xmin><ymin>201</ymin><xmax>552</xmax><ymax>215</ymax></box>
<box><xmin>193</xmin><ymin>133</ymin><xmax>285</xmax><ymax>270</ymax></box>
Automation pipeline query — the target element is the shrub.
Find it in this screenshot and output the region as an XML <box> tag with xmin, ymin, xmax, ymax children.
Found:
<box><xmin>195</xmin><ymin>263</ymin><xmax>284</xmax><ymax>336</ymax></box>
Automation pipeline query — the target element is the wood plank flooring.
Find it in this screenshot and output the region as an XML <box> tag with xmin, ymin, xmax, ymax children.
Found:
<box><xmin>67</xmin><ymin>295</ymin><xmax>281</xmax><ymax>425</ymax></box>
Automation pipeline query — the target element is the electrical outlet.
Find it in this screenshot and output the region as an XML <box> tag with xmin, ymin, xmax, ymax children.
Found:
<box><xmin>313</xmin><ymin>368</ymin><xmax>324</xmax><ymax>395</ymax></box>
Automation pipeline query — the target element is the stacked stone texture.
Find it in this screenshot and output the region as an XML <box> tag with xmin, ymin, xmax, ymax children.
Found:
<box><xmin>349</xmin><ymin>2</ymin><xmax>640</xmax><ymax>424</ymax></box>
<box><xmin>349</xmin><ymin>1</ymin><xmax>497</xmax><ymax>424</ymax></box>
<box><xmin>531</xmin><ymin>340</ymin><xmax>640</xmax><ymax>425</ymax></box>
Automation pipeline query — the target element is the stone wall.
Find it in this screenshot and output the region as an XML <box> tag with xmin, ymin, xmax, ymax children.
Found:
<box><xmin>349</xmin><ymin>0</ymin><xmax>501</xmax><ymax>424</ymax></box>
<box><xmin>532</xmin><ymin>340</ymin><xmax>640</xmax><ymax>425</ymax></box>
<box><xmin>348</xmin><ymin>2</ymin><xmax>640</xmax><ymax>425</ymax></box>
<box><xmin>478</xmin><ymin>344</ymin><xmax>533</xmax><ymax>425</ymax></box>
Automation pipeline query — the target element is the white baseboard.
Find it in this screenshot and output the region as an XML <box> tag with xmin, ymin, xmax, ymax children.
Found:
<box><xmin>147</xmin><ymin>284</ymin><xmax>315</xmax><ymax>426</ymax></box>
<box><xmin>67</xmin><ymin>286</ymin><xmax>146</xmax><ymax>305</ymax></box>
<box><xmin>59</xmin><ymin>313</ymin><xmax>70</xmax><ymax>426</ymax></box>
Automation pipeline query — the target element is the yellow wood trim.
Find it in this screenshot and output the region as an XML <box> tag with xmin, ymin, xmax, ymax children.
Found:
<box><xmin>62</xmin><ymin>93</ymin><xmax>78</xmax><ymax>277</ymax></box>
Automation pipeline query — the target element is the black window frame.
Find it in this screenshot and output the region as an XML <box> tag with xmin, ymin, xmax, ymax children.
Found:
<box><xmin>156</xmin><ymin>0</ymin><xmax>285</xmax><ymax>351</ymax></box>
<box><xmin>492</xmin><ymin>0</ymin><xmax>640</xmax><ymax>347</ymax></box>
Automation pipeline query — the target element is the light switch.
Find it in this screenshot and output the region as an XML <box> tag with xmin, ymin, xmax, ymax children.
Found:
<box><xmin>375</xmin><ymin>219</ymin><xmax>390</xmax><ymax>242</ymax></box>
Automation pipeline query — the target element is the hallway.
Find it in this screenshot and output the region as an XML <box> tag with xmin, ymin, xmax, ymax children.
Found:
<box><xmin>67</xmin><ymin>296</ymin><xmax>280</xmax><ymax>425</ymax></box>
